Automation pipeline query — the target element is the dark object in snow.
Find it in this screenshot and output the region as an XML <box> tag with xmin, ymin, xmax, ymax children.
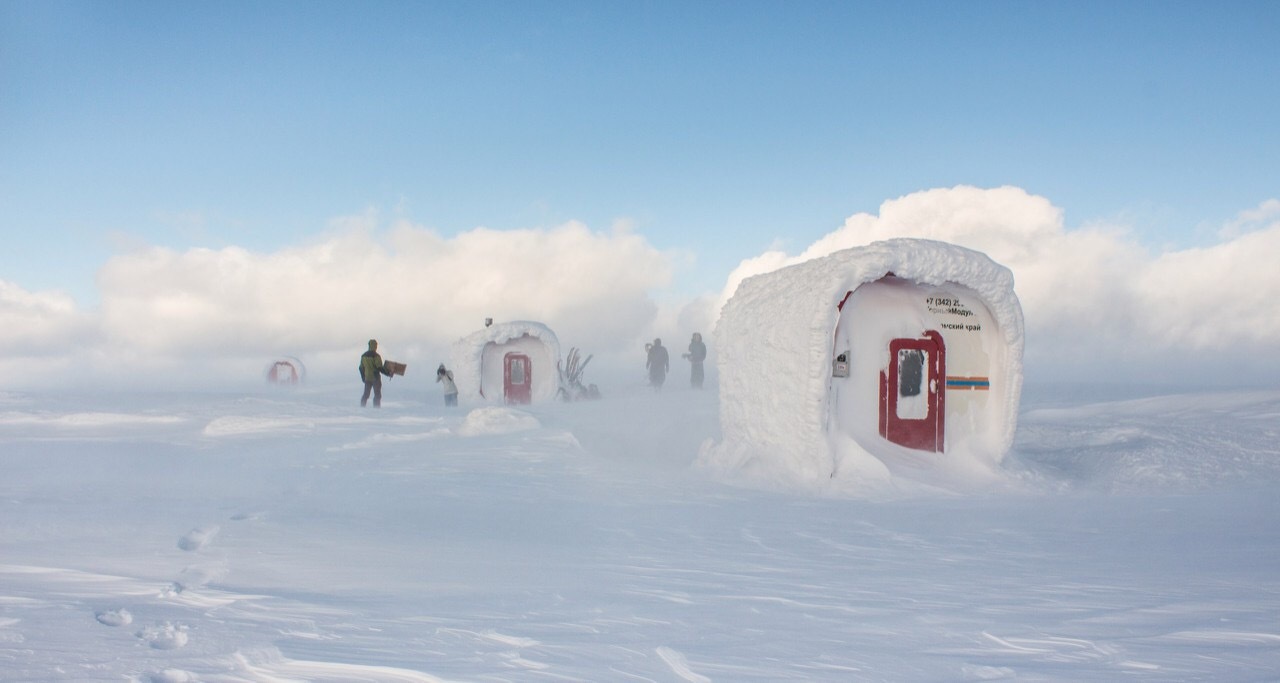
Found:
<box><xmin>384</xmin><ymin>361</ymin><xmax>407</xmax><ymax>376</ymax></box>
<box><xmin>558</xmin><ymin>347</ymin><xmax>600</xmax><ymax>401</ymax></box>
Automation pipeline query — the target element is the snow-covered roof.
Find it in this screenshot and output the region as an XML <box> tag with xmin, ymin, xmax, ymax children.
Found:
<box><xmin>454</xmin><ymin>320</ymin><xmax>560</xmax><ymax>352</ymax></box>
<box><xmin>702</xmin><ymin>238</ymin><xmax>1025</xmax><ymax>493</ymax></box>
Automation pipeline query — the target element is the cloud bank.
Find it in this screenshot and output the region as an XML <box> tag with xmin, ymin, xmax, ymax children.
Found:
<box><xmin>2</xmin><ymin>216</ymin><xmax>672</xmax><ymax>389</ymax></box>
<box><xmin>3</xmin><ymin>188</ymin><xmax>1278</xmax><ymax>390</ymax></box>
<box><xmin>717</xmin><ymin>186</ymin><xmax>1280</xmax><ymax>384</ymax></box>
<box><xmin>0</xmin><ymin>282</ymin><xmax>95</xmax><ymax>356</ymax></box>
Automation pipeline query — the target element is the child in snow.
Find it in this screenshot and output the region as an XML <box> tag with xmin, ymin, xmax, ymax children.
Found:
<box><xmin>437</xmin><ymin>364</ymin><xmax>458</xmax><ymax>407</ymax></box>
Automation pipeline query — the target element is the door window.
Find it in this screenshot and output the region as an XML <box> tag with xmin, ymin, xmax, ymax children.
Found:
<box><xmin>896</xmin><ymin>349</ymin><xmax>929</xmax><ymax>419</ymax></box>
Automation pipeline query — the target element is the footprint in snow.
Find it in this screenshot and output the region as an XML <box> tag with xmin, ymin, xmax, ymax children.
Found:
<box><xmin>137</xmin><ymin>621</ymin><xmax>189</xmax><ymax>650</ymax></box>
<box><xmin>95</xmin><ymin>608</ymin><xmax>133</xmax><ymax>627</ymax></box>
<box><xmin>178</xmin><ymin>525</ymin><xmax>219</xmax><ymax>551</ymax></box>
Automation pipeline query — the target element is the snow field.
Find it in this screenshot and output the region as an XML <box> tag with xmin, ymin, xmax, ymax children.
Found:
<box><xmin>0</xmin><ymin>385</ymin><xmax>1278</xmax><ymax>680</ymax></box>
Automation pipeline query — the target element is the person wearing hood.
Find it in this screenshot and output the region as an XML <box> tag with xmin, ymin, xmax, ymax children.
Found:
<box><xmin>437</xmin><ymin>363</ymin><xmax>458</xmax><ymax>407</ymax></box>
<box><xmin>646</xmin><ymin>337</ymin><xmax>669</xmax><ymax>390</ymax></box>
<box><xmin>359</xmin><ymin>339</ymin><xmax>393</xmax><ymax>407</ymax></box>
<box><xmin>684</xmin><ymin>332</ymin><xmax>707</xmax><ymax>389</ymax></box>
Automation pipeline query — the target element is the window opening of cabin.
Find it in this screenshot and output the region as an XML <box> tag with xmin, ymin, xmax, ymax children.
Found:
<box><xmin>896</xmin><ymin>349</ymin><xmax>929</xmax><ymax>419</ymax></box>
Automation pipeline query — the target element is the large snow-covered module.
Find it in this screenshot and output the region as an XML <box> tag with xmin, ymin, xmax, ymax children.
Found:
<box><xmin>451</xmin><ymin>321</ymin><xmax>562</xmax><ymax>405</ymax></box>
<box><xmin>700</xmin><ymin>239</ymin><xmax>1025</xmax><ymax>492</ymax></box>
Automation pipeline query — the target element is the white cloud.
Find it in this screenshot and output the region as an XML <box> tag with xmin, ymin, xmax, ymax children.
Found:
<box><xmin>96</xmin><ymin>217</ymin><xmax>670</xmax><ymax>357</ymax></box>
<box><xmin>3</xmin><ymin>190</ymin><xmax>1278</xmax><ymax>390</ymax></box>
<box><xmin>718</xmin><ymin>187</ymin><xmax>1280</xmax><ymax>383</ymax></box>
<box><xmin>1218</xmin><ymin>198</ymin><xmax>1280</xmax><ymax>240</ymax></box>
<box><xmin>1136</xmin><ymin>220</ymin><xmax>1280</xmax><ymax>350</ymax></box>
<box><xmin>0</xmin><ymin>280</ymin><xmax>93</xmax><ymax>355</ymax></box>
<box><xmin>1</xmin><ymin>217</ymin><xmax>673</xmax><ymax>389</ymax></box>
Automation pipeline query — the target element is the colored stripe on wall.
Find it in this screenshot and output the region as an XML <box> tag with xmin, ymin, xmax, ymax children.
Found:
<box><xmin>945</xmin><ymin>376</ymin><xmax>990</xmax><ymax>390</ymax></box>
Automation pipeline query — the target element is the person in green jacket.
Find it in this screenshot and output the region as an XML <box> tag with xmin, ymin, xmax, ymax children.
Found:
<box><xmin>359</xmin><ymin>339</ymin><xmax>393</xmax><ymax>407</ymax></box>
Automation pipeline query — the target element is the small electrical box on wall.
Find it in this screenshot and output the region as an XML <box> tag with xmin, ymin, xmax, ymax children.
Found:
<box><xmin>832</xmin><ymin>352</ymin><xmax>850</xmax><ymax>378</ymax></box>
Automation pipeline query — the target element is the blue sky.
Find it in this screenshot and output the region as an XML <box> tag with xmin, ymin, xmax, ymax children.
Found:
<box><xmin>4</xmin><ymin>1</ymin><xmax>1277</xmax><ymax>301</ymax></box>
<box><xmin>2</xmin><ymin>1</ymin><xmax>1279</xmax><ymax>389</ymax></box>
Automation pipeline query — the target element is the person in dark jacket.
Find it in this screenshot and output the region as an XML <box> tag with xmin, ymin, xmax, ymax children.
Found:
<box><xmin>646</xmin><ymin>338</ymin><xmax>669</xmax><ymax>390</ymax></box>
<box><xmin>359</xmin><ymin>339</ymin><xmax>393</xmax><ymax>407</ymax></box>
<box><xmin>684</xmin><ymin>332</ymin><xmax>707</xmax><ymax>389</ymax></box>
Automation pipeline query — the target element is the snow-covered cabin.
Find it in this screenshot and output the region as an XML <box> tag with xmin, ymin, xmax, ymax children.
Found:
<box><xmin>700</xmin><ymin>239</ymin><xmax>1024</xmax><ymax>492</ymax></box>
<box><xmin>451</xmin><ymin>321</ymin><xmax>562</xmax><ymax>405</ymax></box>
<box><xmin>264</xmin><ymin>356</ymin><xmax>305</xmax><ymax>385</ymax></box>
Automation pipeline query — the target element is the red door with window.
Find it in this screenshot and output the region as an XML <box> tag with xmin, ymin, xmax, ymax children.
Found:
<box><xmin>503</xmin><ymin>352</ymin><xmax>532</xmax><ymax>404</ymax></box>
<box><xmin>879</xmin><ymin>331</ymin><xmax>945</xmax><ymax>452</ymax></box>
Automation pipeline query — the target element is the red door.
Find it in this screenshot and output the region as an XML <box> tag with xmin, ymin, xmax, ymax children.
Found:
<box><xmin>503</xmin><ymin>352</ymin><xmax>532</xmax><ymax>404</ymax></box>
<box><xmin>879</xmin><ymin>331</ymin><xmax>945</xmax><ymax>452</ymax></box>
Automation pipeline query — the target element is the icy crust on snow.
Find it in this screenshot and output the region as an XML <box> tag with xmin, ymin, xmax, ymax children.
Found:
<box><xmin>450</xmin><ymin>321</ymin><xmax>562</xmax><ymax>404</ymax></box>
<box><xmin>701</xmin><ymin>238</ymin><xmax>1025</xmax><ymax>494</ymax></box>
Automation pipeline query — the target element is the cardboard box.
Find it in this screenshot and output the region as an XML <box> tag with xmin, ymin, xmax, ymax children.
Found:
<box><xmin>384</xmin><ymin>361</ymin><xmax>407</xmax><ymax>376</ymax></box>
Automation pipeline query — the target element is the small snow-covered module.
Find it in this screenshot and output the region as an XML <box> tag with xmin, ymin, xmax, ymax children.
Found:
<box><xmin>701</xmin><ymin>239</ymin><xmax>1024</xmax><ymax>492</ymax></box>
<box><xmin>451</xmin><ymin>321</ymin><xmax>562</xmax><ymax>405</ymax></box>
<box><xmin>264</xmin><ymin>356</ymin><xmax>306</xmax><ymax>385</ymax></box>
